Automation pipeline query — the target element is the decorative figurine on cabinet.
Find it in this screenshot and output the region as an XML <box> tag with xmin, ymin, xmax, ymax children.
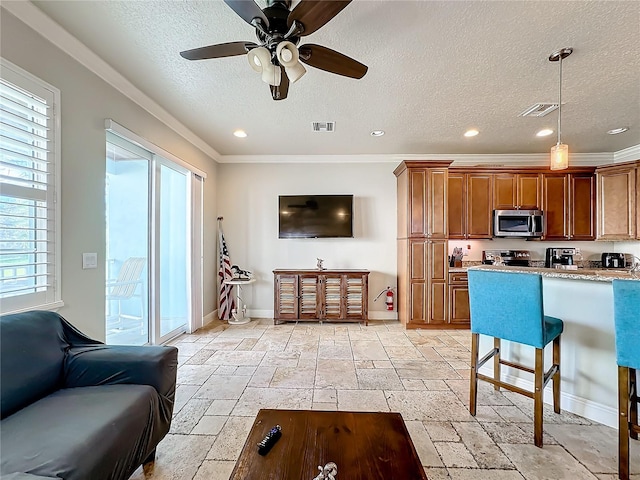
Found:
<box><xmin>316</xmin><ymin>258</ymin><xmax>326</xmax><ymax>270</ymax></box>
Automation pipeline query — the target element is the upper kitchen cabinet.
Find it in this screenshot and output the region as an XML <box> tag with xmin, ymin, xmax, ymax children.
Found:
<box><xmin>542</xmin><ymin>169</ymin><xmax>596</xmax><ymax>241</ymax></box>
<box><xmin>493</xmin><ymin>173</ymin><xmax>542</xmax><ymax>210</ymax></box>
<box><xmin>596</xmin><ymin>161</ymin><xmax>639</xmax><ymax>240</ymax></box>
<box><xmin>448</xmin><ymin>171</ymin><xmax>493</xmax><ymax>239</ymax></box>
<box><xmin>395</xmin><ymin>161</ymin><xmax>452</xmax><ymax>239</ymax></box>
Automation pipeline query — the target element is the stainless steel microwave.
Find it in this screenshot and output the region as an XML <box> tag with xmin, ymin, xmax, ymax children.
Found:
<box><xmin>493</xmin><ymin>209</ymin><xmax>544</xmax><ymax>238</ymax></box>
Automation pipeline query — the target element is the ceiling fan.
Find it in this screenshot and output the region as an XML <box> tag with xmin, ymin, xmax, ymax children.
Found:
<box><xmin>179</xmin><ymin>0</ymin><xmax>368</xmax><ymax>101</ymax></box>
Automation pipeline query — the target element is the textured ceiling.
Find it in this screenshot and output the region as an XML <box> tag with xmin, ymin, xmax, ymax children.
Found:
<box><xmin>30</xmin><ymin>0</ymin><xmax>640</xmax><ymax>157</ymax></box>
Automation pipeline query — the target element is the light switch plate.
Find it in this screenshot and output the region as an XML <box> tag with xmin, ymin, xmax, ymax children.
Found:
<box><xmin>82</xmin><ymin>253</ymin><xmax>98</xmax><ymax>269</ymax></box>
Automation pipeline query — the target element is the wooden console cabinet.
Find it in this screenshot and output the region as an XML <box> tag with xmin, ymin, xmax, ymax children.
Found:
<box><xmin>273</xmin><ymin>269</ymin><xmax>369</xmax><ymax>324</ymax></box>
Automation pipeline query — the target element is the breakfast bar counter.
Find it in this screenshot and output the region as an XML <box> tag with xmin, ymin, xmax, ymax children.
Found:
<box><xmin>468</xmin><ymin>265</ymin><xmax>638</xmax><ymax>428</ymax></box>
<box><xmin>471</xmin><ymin>264</ymin><xmax>640</xmax><ymax>282</ymax></box>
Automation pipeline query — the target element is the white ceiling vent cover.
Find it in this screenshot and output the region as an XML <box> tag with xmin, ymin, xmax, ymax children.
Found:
<box><xmin>312</xmin><ymin>121</ymin><xmax>335</xmax><ymax>132</ymax></box>
<box><xmin>519</xmin><ymin>103</ymin><xmax>559</xmax><ymax>117</ymax></box>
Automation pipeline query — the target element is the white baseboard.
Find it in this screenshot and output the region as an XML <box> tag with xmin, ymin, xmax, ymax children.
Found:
<box><xmin>248</xmin><ymin>310</ymin><xmax>398</xmax><ymax>322</ymax></box>
<box><xmin>369</xmin><ymin>311</ymin><xmax>399</xmax><ymax>321</ymax></box>
<box><xmin>479</xmin><ymin>365</ymin><xmax>617</xmax><ymax>428</ymax></box>
<box><xmin>202</xmin><ymin>311</ymin><xmax>217</xmax><ymax>326</ymax></box>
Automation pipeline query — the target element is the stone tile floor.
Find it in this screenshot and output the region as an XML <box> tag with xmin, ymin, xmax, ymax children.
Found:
<box><xmin>130</xmin><ymin>319</ymin><xmax>639</xmax><ymax>480</ymax></box>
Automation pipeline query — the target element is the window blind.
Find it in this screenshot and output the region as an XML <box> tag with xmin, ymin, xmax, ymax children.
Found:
<box><xmin>0</xmin><ymin>61</ymin><xmax>61</xmax><ymax>313</ymax></box>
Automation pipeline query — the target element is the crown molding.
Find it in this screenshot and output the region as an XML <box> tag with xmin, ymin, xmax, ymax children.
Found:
<box><xmin>2</xmin><ymin>0</ymin><xmax>221</xmax><ymax>163</ymax></box>
<box><xmin>613</xmin><ymin>144</ymin><xmax>640</xmax><ymax>163</ymax></box>
<box><xmin>219</xmin><ymin>152</ymin><xmax>614</xmax><ymax>165</ymax></box>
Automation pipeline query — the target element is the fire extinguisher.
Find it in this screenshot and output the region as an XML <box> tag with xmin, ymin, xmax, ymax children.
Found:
<box><xmin>374</xmin><ymin>286</ymin><xmax>395</xmax><ymax>311</ymax></box>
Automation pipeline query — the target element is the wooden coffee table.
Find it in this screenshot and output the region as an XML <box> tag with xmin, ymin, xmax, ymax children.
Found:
<box><xmin>230</xmin><ymin>409</ymin><xmax>428</xmax><ymax>480</ymax></box>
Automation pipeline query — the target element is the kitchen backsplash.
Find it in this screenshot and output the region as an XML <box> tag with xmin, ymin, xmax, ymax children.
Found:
<box><xmin>449</xmin><ymin>239</ymin><xmax>619</xmax><ymax>264</ymax></box>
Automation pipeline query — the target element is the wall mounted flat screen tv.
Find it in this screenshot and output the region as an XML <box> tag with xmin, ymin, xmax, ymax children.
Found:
<box><xmin>279</xmin><ymin>195</ymin><xmax>353</xmax><ymax>238</ymax></box>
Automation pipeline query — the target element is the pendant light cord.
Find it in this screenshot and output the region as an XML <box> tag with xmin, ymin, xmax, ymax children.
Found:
<box><xmin>557</xmin><ymin>56</ymin><xmax>563</xmax><ymax>146</ymax></box>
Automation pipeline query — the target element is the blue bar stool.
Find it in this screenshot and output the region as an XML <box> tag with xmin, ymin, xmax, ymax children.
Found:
<box><xmin>468</xmin><ymin>270</ymin><xmax>563</xmax><ymax>447</ymax></box>
<box><xmin>612</xmin><ymin>279</ymin><xmax>640</xmax><ymax>480</ymax></box>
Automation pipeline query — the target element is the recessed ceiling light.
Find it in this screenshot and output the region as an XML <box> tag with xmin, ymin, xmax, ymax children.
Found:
<box><xmin>607</xmin><ymin>127</ymin><xmax>629</xmax><ymax>135</ymax></box>
<box><xmin>536</xmin><ymin>128</ymin><xmax>554</xmax><ymax>137</ymax></box>
<box><xmin>233</xmin><ymin>129</ymin><xmax>247</xmax><ymax>138</ymax></box>
<box><xmin>464</xmin><ymin>129</ymin><xmax>479</xmax><ymax>137</ymax></box>
<box><xmin>370</xmin><ymin>130</ymin><xmax>385</xmax><ymax>137</ymax></box>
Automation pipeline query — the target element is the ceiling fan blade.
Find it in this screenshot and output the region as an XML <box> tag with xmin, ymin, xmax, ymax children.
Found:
<box><xmin>299</xmin><ymin>44</ymin><xmax>367</xmax><ymax>79</ymax></box>
<box><xmin>288</xmin><ymin>0</ymin><xmax>351</xmax><ymax>36</ymax></box>
<box><xmin>180</xmin><ymin>41</ymin><xmax>257</xmax><ymax>60</ymax></box>
<box><xmin>270</xmin><ymin>68</ymin><xmax>289</xmax><ymax>101</ymax></box>
<box><xmin>224</xmin><ymin>0</ymin><xmax>269</xmax><ymax>29</ymax></box>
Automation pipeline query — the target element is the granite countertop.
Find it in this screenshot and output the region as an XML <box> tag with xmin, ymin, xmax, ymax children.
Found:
<box><xmin>470</xmin><ymin>264</ymin><xmax>640</xmax><ymax>282</ymax></box>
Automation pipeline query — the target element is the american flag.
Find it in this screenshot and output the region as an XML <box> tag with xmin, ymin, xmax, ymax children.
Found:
<box><xmin>218</xmin><ymin>227</ymin><xmax>235</xmax><ymax>321</ymax></box>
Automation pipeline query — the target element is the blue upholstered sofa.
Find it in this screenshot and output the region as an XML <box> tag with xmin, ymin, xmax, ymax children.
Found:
<box><xmin>0</xmin><ymin>311</ymin><xmax>178</xmax><ymax>480</ymax></box>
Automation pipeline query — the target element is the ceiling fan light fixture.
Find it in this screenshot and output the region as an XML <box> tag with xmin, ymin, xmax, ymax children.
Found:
<box><xmin>286</xmin><ymin>62</ymin><xmax>306</xmax><ymax>83</ymax></box>
<box><xmin>276</xmin><ymin>41</ymin><xmax>306</xmax><ymax>83</ymax></box>
<box><xmin>247</xmin><ymin>46</ymin><xmax>270</xmax><ymax>72</ymax></box>
<box><xmin>261</xmin><ymin>63</ymin><xmax>282</xmax><ymax>86</ymax></box>
<box><xmin>248</xmin><ymin>46</ymin><xmax>281</xmax><ymax>86</ymax></box>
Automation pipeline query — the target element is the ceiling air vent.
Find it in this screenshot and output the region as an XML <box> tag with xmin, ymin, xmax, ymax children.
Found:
<box><xmin>519</xmin><ymin>103</ymin><xmax>559</xmax><ymax>117</ymax></box>
<box><xmin>312</xmin><ymin>121</ymin><xmax>335</xmax><ymax>132</ymax></box>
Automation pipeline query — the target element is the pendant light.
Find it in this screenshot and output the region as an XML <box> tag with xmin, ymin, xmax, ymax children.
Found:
<box><xmin>548</xmin><ymin>47</ymin><xmax>573</xmax><ymax>171</ymax></box>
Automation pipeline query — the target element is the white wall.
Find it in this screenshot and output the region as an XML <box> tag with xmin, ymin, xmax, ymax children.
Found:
<box><xmin>216</xmin><ymin>162</ymin><xmax>398</xmax><ymax>319</ymax></box>
<box><xmin>1</xmin><ymin>11</ymin><xmax>219</xmax><ymax>340</ymax></box>
<box><xmin>614</xmin><ymin>241</ymin><xmax>640</xmax><ymax>264</ymax></box>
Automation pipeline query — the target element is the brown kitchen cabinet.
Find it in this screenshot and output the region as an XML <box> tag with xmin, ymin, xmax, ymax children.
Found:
<box><xmin>448</xmin><ymin>172</ymin><xmax>492</xmax><ymax>239</ymax></box>
<box><xmin>395</xmin><ymin>161</ymin><xmax>453</xmax><ymax>330</ymax></box>
<box><xmin>596</xmin><ymin>161</ymin><xmax>639</xmax><ymax>240</ymax></box>
<box><xmin>542</xmin><ymin>170</ymin><xmax>595</xmax><ymax>241</ymax></box>
<box><xmin>273</xmin><ymin>269</ymin><xmax>369</xmax><ymax>324</ymax></box>
<box><xmin>637</xmin><ymin>166</ymin><xmax>640</xmax><ymax>238</ymax></box>
<box><xmin>396</xmin><ymin>163</ymin><xmax>449</xmax><ymax>239</ymax></box>
<box><xmin>493</xmin><ymin>173</ymin><xmax>541</xmax><ymax>210</ymax></box>
<box><xmin>448</xmin><ymin>271</ymin><xmax>470</xmax><ymax>327</ymax></box>
<box><xmin>404</xmin><ymin>239</ymin><xmax>448</xmax><ymax>327</ymax></box>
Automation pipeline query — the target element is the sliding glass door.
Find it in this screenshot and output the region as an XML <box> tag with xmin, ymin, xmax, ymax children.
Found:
<box><xmin>155</xmin><ymin>161</ymin><xmax>190</xmax><ymax>343</ymax></box>
<box><xmin>106</xmin><ymin>141</ymin><xmax>150</xmax><ymax>345</ymax></box>
<box><xmin>106</xmin><ymin>133</ymin><xmax>197</xmax><ymax>345</ymax></box>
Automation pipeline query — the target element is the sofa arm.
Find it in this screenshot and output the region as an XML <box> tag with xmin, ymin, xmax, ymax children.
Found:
<box><xmin>64</xmin><ymin>345</ymin><xmax>178</xmax><ymax>398</ymax></box>
<box><xmin>2</xmin><ymin>474</ymin><xmax>59</xmax><ymax>479</ymax></box>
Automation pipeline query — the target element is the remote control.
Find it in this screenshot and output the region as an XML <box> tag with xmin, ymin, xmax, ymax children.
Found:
<box><xmin>257</xmin><ymin>425</ymin><xmax>282</xmax><ymax>456</ymax></box>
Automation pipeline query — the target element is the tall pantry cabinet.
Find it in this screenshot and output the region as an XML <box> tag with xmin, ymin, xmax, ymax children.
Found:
<box><xmin>395</xmin><ymin>161</ymin><xmax>452</xmax><ymax>329</ymax></box>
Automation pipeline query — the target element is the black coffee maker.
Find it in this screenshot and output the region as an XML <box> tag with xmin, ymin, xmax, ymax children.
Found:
<box><xmin>545</xmin><ymin>247</ymin><xmax>578</xmax><ymax>268</ymax></box>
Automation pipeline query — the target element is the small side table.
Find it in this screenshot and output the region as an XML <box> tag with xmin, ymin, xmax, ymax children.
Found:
<box><xmin>223</xmin><ymin>278</ymin><xmax>256</xmax><ymax>325</ymax></box>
